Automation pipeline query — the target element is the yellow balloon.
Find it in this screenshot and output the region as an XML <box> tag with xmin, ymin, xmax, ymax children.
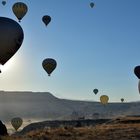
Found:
<box><xmin>100</xmin><ymin>95</ymin><xmax>109</xmax><ymax>105</ymax></box>
<box><xmin>12</xmin><ymin>2</ymin><xmax>28</xmax><ymax>22</ymax></box>
<box><xmin>11</xmin><ymin>117</ymin><xmax>23</xmax><ymax>131</ymax></box>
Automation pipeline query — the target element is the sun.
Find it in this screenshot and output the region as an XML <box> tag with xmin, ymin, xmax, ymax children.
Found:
<box><xmin>0</xmin><ymin>56</ymin><xmax>17</xmax><ymax>73</ymax></box>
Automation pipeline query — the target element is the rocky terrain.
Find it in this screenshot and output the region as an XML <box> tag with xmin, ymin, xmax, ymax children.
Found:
<box><xmin>0</xmin><ymin>91</ymin><xmax>140</xmax><ymax>139</ymax></box>
<box><xmin>1</xmin><ymin>116</ymin><xmax>140</xmax><ymax>140</ymax></box>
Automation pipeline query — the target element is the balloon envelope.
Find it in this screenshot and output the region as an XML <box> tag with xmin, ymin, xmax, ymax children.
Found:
<box><xmin>42</xmin><ymin>15</ymin><xmax>51</xmax><ymax>26</ymax></box>
<box><xmin>134</xmin><ymin>66</ymin><xmax>140</xmax><ymax>79</ymax></box>
<box><xmin>90</xmin><ymin>2</ymin><xmax>94</xmax><ymax>8</ymax></box>
<box><xmin>11</xmin><ymin>117</ymin><xmax>23</xmax><ymax>131</ymax></box>
<box><xmin>138</xmin><ymin>80</ymin><xmax>140</xmax><ymax>94</ymax></box>
<box><xmin>0</xmin><ymin>17</ymin><xmax>24</xmax><ymax>65</ymax></box>
<box><xmin>12</xmin><ymin>2</ymin><xmax>28</xmax><ymax>22</ymax></box>
<box><xmin>2</xmin><ymin>0</ymin><xmax>6</xmax><ymax>5</ymax></box>
<box><xmin>93</xmin><ymin>89</ymin><xmax>98</xmax><ymax>95</ymax></box>
<box><xmin>42</xmin><ymin>58</ymin><xmax>57</xmax><ymax>76</ymax></box>
<box><xmin>100</xmin><ymin>95</ymin><xmax>109</xmax><ymax>105</ymax></box>
<box><xmin>121</xmin><ymin>98</ymin><xmax>124</xmax><ymax>102</ymax></box>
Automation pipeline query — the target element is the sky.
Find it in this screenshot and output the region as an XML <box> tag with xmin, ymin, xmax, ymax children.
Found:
<box><xmin>0</xmin><ymin>0</ymin><xmax>140</xmax><ymax>102</ymax></box>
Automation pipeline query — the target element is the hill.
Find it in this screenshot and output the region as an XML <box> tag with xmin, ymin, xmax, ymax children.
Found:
<box><xmin>0</xmin><ymin>90</ymin><xmax>140</xmax><ymax>123</ymax></box>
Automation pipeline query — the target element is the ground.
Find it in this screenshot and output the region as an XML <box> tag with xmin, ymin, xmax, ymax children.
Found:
<box><xmin>1</xmin><ymin>116</ymin><xmax>140</xmax><ymax>140</ymax></box>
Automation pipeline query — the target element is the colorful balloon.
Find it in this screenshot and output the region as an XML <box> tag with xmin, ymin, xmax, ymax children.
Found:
<box><xmin>134</xmin><ymin>66</ymin><xmax>140</xmax><ymax>79</ymax></box>
<box><xmin>100</xmin><ymin>95</ymin><xmax>109</xmax><ymax>105</ymax></box>
<box><xmin>0</xmin><ymin>17</ymin><xmax>24</xmax><ymax>66</ymax></box>
<box><xmin>42</xmin><ymin>58</ymin><xmax>57</xmax><ymax>76</ymax></box>
<box><xmin>11</xmin><ymin>117</ymin><xmax>23</xmax><ymax>131</ymax></box>
<box><xmin>42</xmin><ymin>15</ymin><xmax>51</xmax><ymax>27</ymax></box>
<box><xmin>12</xmin><ymin>2</ymin><xmax>28</xmax><ymax>22</ymax></box>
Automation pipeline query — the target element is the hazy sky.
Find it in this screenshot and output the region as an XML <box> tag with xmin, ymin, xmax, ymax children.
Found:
<box><xmin>0</xmin><ymin>0</ymin><xmax>140</xmax><ymax>102</ymax></box>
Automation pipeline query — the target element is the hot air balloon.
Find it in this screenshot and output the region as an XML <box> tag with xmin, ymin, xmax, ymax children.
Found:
<box><xmin>12</xmin><ymin>2</ymin><xmax>28</xmax><ymax>22</ymax></box>
<box><xmin>2</xmin><ymin>0</ymin><xmax>6</xmax><ymax>6</ymax></box>
<box><xmin>90</xmin><ymin>2</ymin><xmax>94</xmax><ymax>8</ymax></box>
<box><xmin>0</xmin><ymin>17</ymin><xmax>24</xmax><ymax>69</ymax></box>
<box><xmin>11</xmin><ymin>117</ymin><xmax>23</xmax><ymax>131</ymax></box>
<box><xmin>121</xmin><ymin>98</ymin><xmax>124</xmax><ymax>103</ymax></box>
<box><xmin>134</xmin><ymin>66</ymin><xmax>140</xmax><ymax>79</ymax></box>
<box><xmin>93</xmin><ymin>89</ymin><xmax>98</xmax><ymax>95</ymax></box>
<box><xmin>42</xmin><ymin>58</ymin><xmax>57</xmax><ymax>76</ymax></box>
<box><xmin>138</xmin><ymin>80</ymin><xmax>140</xmax><ymax>94</ymax></box>
<box><xmin>42</xmin><ymin>15</ymin><xmax>51</xmax><ymax>27</ymax></box>
<box><xmin>100</xmin><ymin>95</ymin><xmax>109</xmax><ymax>105</ymax></box>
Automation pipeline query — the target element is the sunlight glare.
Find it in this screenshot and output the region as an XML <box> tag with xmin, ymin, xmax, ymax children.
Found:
<box><xmin>0</xmin><ymin>56</ymin><xmax>18</xmax><ymax>73</ymax></box>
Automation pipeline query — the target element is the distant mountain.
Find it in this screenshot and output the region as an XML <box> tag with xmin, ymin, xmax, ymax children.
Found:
<box><xmin>0</xmin><ymin>90</ymin><xmax>140</xmax><ymax>123</ymax></box>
